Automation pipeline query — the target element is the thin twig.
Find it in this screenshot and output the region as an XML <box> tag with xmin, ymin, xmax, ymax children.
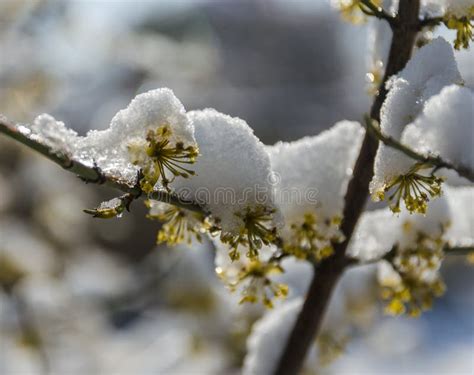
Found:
<box><xmin>359</xmin><ymin>0</ymin><xmax>396</xmax><ymax>27</ymax></box>
<box><xmin>364</xmin><ymin>115</ymin><xmax>474</xmax><ymax>182</ymax></box>
<box><xmin>0</xmin><ymin>116</ymin><xmax>203</xmax><ymax>213</ymax></box>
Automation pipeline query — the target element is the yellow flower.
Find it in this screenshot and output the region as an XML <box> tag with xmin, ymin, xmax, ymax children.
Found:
<box><xmin>376</xmin><ymin>163</ymin><xmax>444</xmax><ymax>214</ymax></box>
<box><xmin>221</xmin><ymin>205</ymin><xmax>278</xmax><ymax>261</ymax></box>
<box><xmin>217</xmin><ymin>259</ymin><xmax>288</xmax><ymax>309</ymax></box>
<box><xmin>128</xmin><ymin>124</ymin><xmax>199</xmax><ymax>193</ymax></box>
<box><xmin>380</xmin><ymin>232</ymin><xmax>446</xmax><ymax>317</ymax></box>
<box><xmin>445</xmin><ymin>12</ymin><xmax>473</xmax><ymax>50</ymax></box>
<box><xmin>283</xmin><ymin>213</ymin><xmax>343</xmax><ymax>261</ymax></box>
<box><xmin>146</xmin><ymin>201</ymin><xmax>210</xmax><ymax>246</ymax></box>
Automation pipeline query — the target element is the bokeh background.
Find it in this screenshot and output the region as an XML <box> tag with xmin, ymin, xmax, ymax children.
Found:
<box><xmin>0</xmin><ymin>0</ymin><xmax>473</xmax><ymax>373</ymax></box>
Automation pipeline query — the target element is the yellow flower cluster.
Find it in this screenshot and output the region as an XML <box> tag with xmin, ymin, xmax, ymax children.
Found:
<box><xmin>380</xmin><ymin>233</ymin><xmax>446</xmax><ymax>317</ymax></box>
<box><xmin>128</xmin><ymin>124</ymin><xmax>199</xmax><ymax>193</ymax></box>
<box><xmin>217</xmin><ymin>259</ymin><xmax>288</xmax><ymax>309</ymax></box>
<box><xmin>375</xmin><ymin>163</ymin><xmax>444</xmax><ymax>214</ymax></box>
<box><xmin>445</xmin><ymin>10</ymin><xmax>473</xmax><ymax>50</ymax></box>
<box><xmin>146</xmin><ymin>201</ymin><xmax>212</xmax><ymax>246</ymax></box>
<box><xmin>283</xmin><ymin>213</ymin><xmax>343</xmax><ymax>262</ymax></box>
<box><xmin>221</xmin><ymin>205</ymin><xmax>278</xmax><ymax>261</ymax></box>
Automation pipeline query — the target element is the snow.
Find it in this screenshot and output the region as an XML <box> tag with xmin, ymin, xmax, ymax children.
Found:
<box><xmin>242</xmin><ymin>265</ymin><xmax>376</xmax><ymax>375</ymax></box>
<box><xmin>347</xmin><ymin>209</ymin><xmax>399</xmax><ymax>262</ymax></box>
<box><xmin>171</xmin><ymin>108</ymin><xmax>279</xmax><ymax>234</ymax></box>
<box><xmin>242</xmin><ymin>298</ymin><xmax>311</xmax><ymax>375</ymax></box>
<box><xmin>402</xmin><ymin>85</ymin><xmax>474</xmax><ymax>172</ymax></box>
<box><xmin>29</xmin><ymin>113</ymin><xmax>79</xmax><ymax>155</ymax></box>
<box><xmin>24</xmin><ymin>89</ymin><xmax>196</xmax><ymax>186</ymax></box>
<box><xmin>99</xmin><ymin>197</ymin><xmax>122</xmax><ymax>210</ymax></box>
<box><xmin>267</xmin><ymin>121</ymin><xmax>364</xmax><ymax>235</ymax></box>
<box><xmin>371</xmin><ymin>37</ymin><xmax>463</xmax><ymax>196</ymax></box>
<box><xmin>445</xmin><ymin>185</ymin><xmax>474</xmax><ymax>247</ymax></box>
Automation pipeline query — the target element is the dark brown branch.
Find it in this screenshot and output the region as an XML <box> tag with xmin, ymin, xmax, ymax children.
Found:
<box><xmin>365</xmin><ymin>116</ymin><xmax>474</xmax><ymax>182</ymax></box>
<box><xmin>273</xmin><ymin>1</ymin><xmax>421</xmax><ymax>374</ymax></box>
<box><xmin>0</xmin><ymin>115</ymin><xmax>202</xmax><ymax>213</ymax></box>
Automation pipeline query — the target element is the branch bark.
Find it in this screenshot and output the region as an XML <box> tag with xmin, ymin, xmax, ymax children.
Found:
<box><xmin>273</xmin><ymin>2</ymin><xmax>421</xmax><ymax>374</ymax></box>
<box><xmin>0</xmin><ymin>115</ymin><xmax>203</xmax><ymax>213</ymax></box>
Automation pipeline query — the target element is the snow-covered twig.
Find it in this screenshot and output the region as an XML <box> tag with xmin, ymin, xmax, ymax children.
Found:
<box><xmin>0</xmin><ymin>115</ymin><xmax>203</xmax><ymax>213</ymax></box>
<box><xmin>365</xmin><ymin>115</ymin><xmax>474</xmax><ymax>183</ymax></box>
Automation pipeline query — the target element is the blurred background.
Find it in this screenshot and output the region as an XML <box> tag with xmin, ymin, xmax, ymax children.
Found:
<box><xmin>0</xmin><ymin>0</ymin><xmax>472</xmax><ymax>373</ymax></box>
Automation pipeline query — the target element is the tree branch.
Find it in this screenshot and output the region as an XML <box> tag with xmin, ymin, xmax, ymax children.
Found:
<box><xmin>364</xmin><ymin>116</ymin><xmax>474</xmax><ymax>182</ymax></box>
<box><xmin>273</xmin><ymin>1</ymin><xmax>421</xmax><ymax>374</ymax></box>
<box><xmin>0</xmin><ymin>115</ymin><xmax>203</xmax><ymax>213</ymax></box>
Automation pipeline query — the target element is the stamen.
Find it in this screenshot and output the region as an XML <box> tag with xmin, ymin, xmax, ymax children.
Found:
<box><xmin>128</xmin><ymin>125</ymin><xmax>199</xmax><ymax>193</ymax></box>
<box><xmin>283</xmin><ymin>213</ymin><xmax>342</xmax><ymax>261</ymax></box>
<box><xmin>146</xmin><ymin>201</ymin><xmax>207</xmax><ymax>245</ymax></box>
<box><xmin>221</xmin><ymin>205</ymin><xmax>277</xmax><ymax>261</ymax></box>
<box><xmin>379</xmin><ymin>163</ymin><xmax>444</xmax><ymax>214</ymax></box>
<box><xmin>218</xmin><ymin>259</ymin><xmax>288</xmax><ymax>309</ymax></box>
